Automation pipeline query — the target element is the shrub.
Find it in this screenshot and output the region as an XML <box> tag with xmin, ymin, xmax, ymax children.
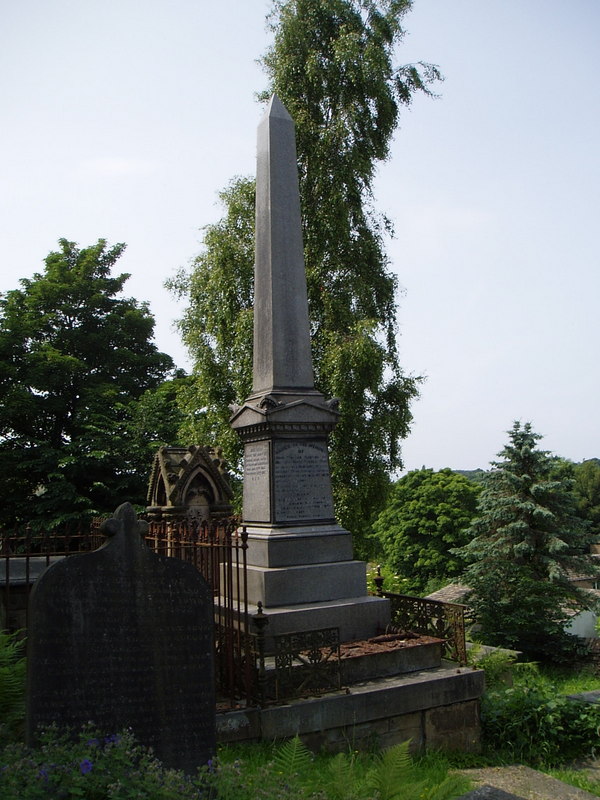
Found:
<box><xmin>0</xmin><ymin>725</ymin><xmax>210</xmax><ymax>800</ymax></box>
<box><xmin>482</xmin><ymin>678</ymin><xmax>600</xmax><ymax>765</ymax></box>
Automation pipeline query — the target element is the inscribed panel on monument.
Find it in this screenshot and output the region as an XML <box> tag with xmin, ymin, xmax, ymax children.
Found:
<box><xmin>243</xmin><ymin>440</ymin><xmax>271</xmax><ymax>522</ymax></box>
<box><xmin>273</xmin><ymin>440</ymin><xmax>335</xmax><ymax>522</ymax></box>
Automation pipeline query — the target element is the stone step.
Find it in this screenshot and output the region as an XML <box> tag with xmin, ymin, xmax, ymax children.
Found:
<box><xmin>259</xmin><ymin>633</ymin><xmax>444</xmax><ymax>695</ymax></box>
<box><xmin>217</xmin><ymin>664</ymin><xmax>485</xmax><ymax>752</ymax></box>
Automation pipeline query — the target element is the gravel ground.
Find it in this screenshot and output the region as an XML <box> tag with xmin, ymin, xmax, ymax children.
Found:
<box><xmin>456</xmin><ymin>765</ymin><xmax>599</xmax><ymax>800</ymax></box>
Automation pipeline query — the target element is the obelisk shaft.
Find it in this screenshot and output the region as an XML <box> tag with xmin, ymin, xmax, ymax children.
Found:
<box><xmin>252</xmin><ymin>95</ymin><xmax>314</xmax><ymax>395</ymax></box>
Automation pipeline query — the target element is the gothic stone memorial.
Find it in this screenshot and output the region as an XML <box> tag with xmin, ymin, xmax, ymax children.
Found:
<box><xmin>26</xmin><ymin>503</ymin><xmax>215</xmax><ymax>773</ymax></box>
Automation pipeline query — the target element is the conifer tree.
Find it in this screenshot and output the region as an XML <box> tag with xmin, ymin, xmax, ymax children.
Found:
<box><xmin>456</xmin><ymin>422</ymin><xmax>599</xmax><ymax>660</ymax></box>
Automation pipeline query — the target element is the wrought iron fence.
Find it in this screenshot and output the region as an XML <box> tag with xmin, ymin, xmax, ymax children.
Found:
<box><xmin>0</xmin><ymin>518</ymin><xmax>256</xmax><ymax>707</ymax></box>
<box><xmin>382</xmin><ymin>592</ymin><xmax>467</xmax><ymax>665</ymax></box>
<box><xmin>272</xmin><ymin>627</ymin><xmax>342</xmax><ymax>701</ymax></box>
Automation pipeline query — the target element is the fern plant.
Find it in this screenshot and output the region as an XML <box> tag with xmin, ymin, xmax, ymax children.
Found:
<box><xmin>0</xmin><ymin>629</ymin><xmax>26</xmax><ymax>746</ymax></box>
<box><xmin>272</xmin><ymin>734</ymin><xmax>313</xmax><ymax>777</ymax></box>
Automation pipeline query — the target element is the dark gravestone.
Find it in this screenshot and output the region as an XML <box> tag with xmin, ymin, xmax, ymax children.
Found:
<box><xmin>26</xmin><ymin>503</ymin><xmax>215</xmax><ymax>773</ymax></box>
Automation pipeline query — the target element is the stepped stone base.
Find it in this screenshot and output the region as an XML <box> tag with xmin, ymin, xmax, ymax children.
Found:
<box><xmin>242</xmin><ymin>525</ymin><xmax>353</xmax><ymax>567</ymax></box>
<box><xmin>246</xmin><ymin>596</ymin><xmax>390</xmax><ymax>650</ymax></box>
<box><xmin>217</xmin><ymin>665</ymin><xmax>484</xmax><ymax>753</ymax></box>
<box><xmin>245</xmin><ymin>560</ymin><xmax>368</xmax><ymax>607</ymax></box>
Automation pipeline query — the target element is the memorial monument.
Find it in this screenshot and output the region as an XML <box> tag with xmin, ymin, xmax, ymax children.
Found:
<box><xmin>230</xmin><ymin>96</ymin><xmax>390</xmax><ymax>641</ymax></box>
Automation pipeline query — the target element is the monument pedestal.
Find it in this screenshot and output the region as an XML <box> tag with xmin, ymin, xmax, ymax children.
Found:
<box><xmin>245</xmin><ymin>596</ymin><xmax>390</xmax><ymax>646</ymax></box>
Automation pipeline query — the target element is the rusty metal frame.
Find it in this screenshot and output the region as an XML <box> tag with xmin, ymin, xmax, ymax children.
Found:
<box><xmin>273</xmin><ymin>627</ymin><xmax>341</xmax><ymax>700</ymax></box>
<box><xmin>383</xmin><ymin>592</ymin><xmax>467</xmax><ymax>665</ymax></box>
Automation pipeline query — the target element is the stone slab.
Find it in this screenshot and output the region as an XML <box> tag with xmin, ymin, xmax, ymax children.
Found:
<box><xmin>246</xmin><ymin>560</ymin><xmax>367</xmax><ymax>606</ymax></box>
<box><xmin>242</xmin><ymin>525</ymin><xmax>354</xmax><ymax>567</ymax></box>
<box><xmin>567</xmin><ymin>690</ymin><xmax>600</xmax><ymax>705</ymax></box>
<box><xmin>1</xmin><ymin>556</ymin><xmax>64</xmax><ymax>585</ymax></box>
<box><xmin>216</xmin><ymin>666</ymin><xmax>485</xmax><ymax>754</ymax></box>
<box><xmin>340</xmin><ymin>639</ymin><xmax>442</xmax><ymax>683</ymax></box>
<box><xmin>425</xmin><ymin>699</ymin><xmax>481</xmax><ymax>752</ymax></box>
<box><xmin>26</xmin><ymin>503</ymin><xmax>215</xmax><ymax>774</ymax></box>
<box><xmin>245</xmin><ymin>596</ymin><xmax>390</xmax><ymax>648</ymax></box>
<box><xmin>258</xmin><ymin>666</ymin><xmax>484</xmax><ymax>740</ymax></box>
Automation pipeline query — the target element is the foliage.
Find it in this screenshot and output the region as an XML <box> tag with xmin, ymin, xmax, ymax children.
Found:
<box><xmin>167</xmin><ymin>178</ymin><xmax>255</xmax><ymax>479</ymax></box>
<box><xmin>372</xmin><ymin>469</ymin><xmax>481</xmax><ymax>592</ymax></box>
<box><xmin>171</xmin><ymin>0</ymin><xmax>442</xmax><ymax>552</ymax></box>
<box><xmin>0</xmin><ymin>239</ymin><xmax>174</xmax><ymax>528</ymax></box>
<box><xmin>455</xmin><ymin>422</ymin><xmax>600</xmax><ymax>662</ymax></box>
<box><xmin>574</xmin><ymin>459</ymin><xmax>600</xmax><ymax>539</ymax></box>
<box><xmin>0</xmin><ymin>728</ymin><xmax>471</xmax><ymax>800</ymax></box>
<box><xmin>550</xmin><ymin>457</ymin><xmax>600</xmax><ymax>539</ymax></box>
<box><xmin>481</xmin><ymin>666</ymin><xmax>600</xmax><ymax>765</ymax></box>
<box><xmin>537</xmin><ymin>663</ymin><xmax>600</xmax><ymax>695</ymax></box>
<box><xmin>126</xmin><ymin>370</ymin><xmax>190</xmax><ymax>476</ymax></box>
<box><xmin>0</xmin><ymin>631</ymin><xmax>26</xmax><ymax>748</ymax></box>
<box><xmin>466</xmin><ymin>644</ymin><xmax>520</xmax><ymax>692</ymax></box>
<box><xmin>0</xmin><ymin>725</ymin><xmax>209</xmax><ymax>799</ymax></box>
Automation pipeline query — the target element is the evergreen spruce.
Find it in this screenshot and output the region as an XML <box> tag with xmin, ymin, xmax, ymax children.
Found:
<box><xmin>456</xmin><ymin>422</ymin><xmax>599</xmax><ymax>661</ymax></box>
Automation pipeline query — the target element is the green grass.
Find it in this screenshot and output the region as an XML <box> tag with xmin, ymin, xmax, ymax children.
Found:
<box><xmin>545</xmin><ymin>768</ymin><xmax>600</xmax><ymax>798</ymax></box>
<box><xmin>538</xmin><ymin>665</ymin><xmax>600</xmax><ymax>695</ymax></box>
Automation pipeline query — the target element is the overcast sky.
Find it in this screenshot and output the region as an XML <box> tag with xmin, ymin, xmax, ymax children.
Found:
<box><xmin>2</xmin><ymin>1</ymin><xmax>598</xmax><ymax>473</ymax></box>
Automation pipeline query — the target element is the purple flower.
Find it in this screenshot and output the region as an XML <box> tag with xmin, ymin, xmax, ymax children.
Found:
<box><xmin>38</xmin><ymin>768</ymin><xmax>49</xmax><ymax>782</ymax></box>
<box><xmin>80</xmin><ymin>759</ymin><xmax>93</xmax><ymax>775</ymax></box>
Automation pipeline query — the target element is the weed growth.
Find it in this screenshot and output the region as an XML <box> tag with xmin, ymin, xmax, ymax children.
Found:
<box><xmin>0</xmin><ymin>630</ymin><xmax>25</xmax><ymax>748</ymax></box>
<box><xmin>1</xmin><ymin>728</ymin><xmax>472</xmax><ymax>800</ymax></box>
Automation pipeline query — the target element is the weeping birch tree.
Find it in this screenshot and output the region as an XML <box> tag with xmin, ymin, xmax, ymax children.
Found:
<box><xmin>170</xmin><ymin>0</ymin><xmax>441</xmax><ymax>552</ymax></box>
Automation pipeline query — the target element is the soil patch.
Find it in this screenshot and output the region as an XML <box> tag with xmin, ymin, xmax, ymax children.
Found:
<box><xmin>339</xmin><ymin>632</ymin><xmax>442</xmax><ymax>658</ymax></box>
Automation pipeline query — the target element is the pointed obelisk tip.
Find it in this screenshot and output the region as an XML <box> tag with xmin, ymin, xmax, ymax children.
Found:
<box><xmin>264</xmin><ymin>93</ymin><xmax>293</xmax><ymax>122</ymax></box>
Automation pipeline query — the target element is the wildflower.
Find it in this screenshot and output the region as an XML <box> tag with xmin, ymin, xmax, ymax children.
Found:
<box><xmin>80</xmin><ymin>758</ymin><xmax>93</xmax><ymax>775</ymax></box>
<box><xmin>38</xmin><ymin>767</ymin><xmax>49</xmax><ymax>782</ymax></box>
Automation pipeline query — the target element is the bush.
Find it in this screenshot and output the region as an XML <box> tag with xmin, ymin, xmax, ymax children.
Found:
<box><xmin>482</xmin><ymin>676</ymin><xmax>600</xmax><ymax>765</ymax></box>
<box><xmin>0</xmin><ymin>725</ymin><xmax>211</xmax><ymax>800</ymax></box>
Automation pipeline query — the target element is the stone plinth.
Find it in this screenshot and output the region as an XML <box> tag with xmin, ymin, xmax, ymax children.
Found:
<box><xmin>216</xmin><ymin>666</ymin><xmax>485</xmax><ymax>754</ymax></box>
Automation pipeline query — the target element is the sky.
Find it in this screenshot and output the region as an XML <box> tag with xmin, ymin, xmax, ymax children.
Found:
<box><xmin>1</xmin><ymin>0</ymin><xmax>598</xmax><ymax>473</ymax></box>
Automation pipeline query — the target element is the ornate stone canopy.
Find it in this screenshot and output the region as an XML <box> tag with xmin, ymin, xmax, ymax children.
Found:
<box><xmin>146</xmin><ymin>445</ymin><xmax>233</xmax><ymax>522</ymax></box>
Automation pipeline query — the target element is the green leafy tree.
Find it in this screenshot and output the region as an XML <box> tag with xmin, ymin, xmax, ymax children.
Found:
<box><xmin>170</xmin><ymin>0</ymin><xmax>441</xmax><ymax>552</ymax></box>
<box><xmin>573</xmin><ymin>459</ymin><xmax>600</xmax><ymax>539</ymax></box>
<box><xmin>456</xmin><ymin>422</ymin><xmax>599</xmax><ymax>661</ymax></box>
<box><xmin>0</xmin><ymin>239</ymin><xmax>174</xmax><ymax>529</ymax></box>
<box><xmin>126</xmin><ymin>370</ymin><xmax>190</xmax><ymax>482</ymax></box>
<box><xmin>372</xmin><ymin>468</ymin><xmax>481</xmax><ymax>593</ymax></box>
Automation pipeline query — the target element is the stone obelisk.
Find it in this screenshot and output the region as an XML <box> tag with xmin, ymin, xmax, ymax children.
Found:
<box><xmin>230</xmin><ymin>96</ymin><xmax>389</xmax><ymax>642</ymax></box>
